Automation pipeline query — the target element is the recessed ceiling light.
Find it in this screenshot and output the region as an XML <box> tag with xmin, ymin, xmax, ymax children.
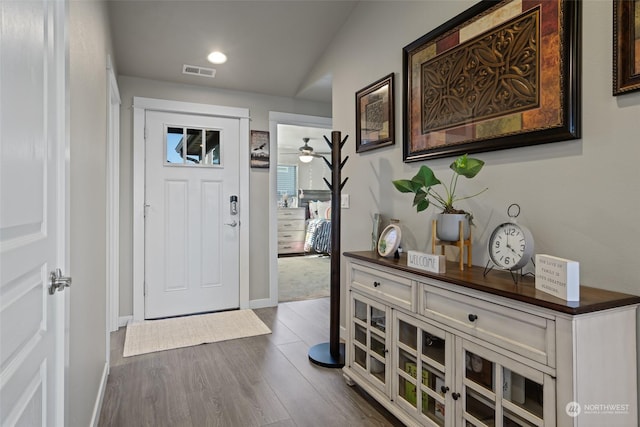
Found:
<box><xmin>207</xmin><ymin>51</ymin><xmax>227</xmax><ymax>64</ymax></box>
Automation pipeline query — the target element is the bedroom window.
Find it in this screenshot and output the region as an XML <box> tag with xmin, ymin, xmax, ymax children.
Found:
<box><xmin>277</xmin><ymin>165</ymin><xmax>297</xmax><ymax>201</ymax></box>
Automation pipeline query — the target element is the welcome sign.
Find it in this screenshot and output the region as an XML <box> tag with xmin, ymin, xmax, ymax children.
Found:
<box><xmin>407</xmin><ymin>251</ymin><xmax>446</xmax><ymax>274</ymax></box>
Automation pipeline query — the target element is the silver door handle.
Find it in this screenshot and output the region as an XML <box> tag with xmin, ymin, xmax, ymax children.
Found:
<box><xmin>49</xmin><ymin>268</ymin><xmax>72</xmax><ymax>295</ymax></box>
<box><xmin>224</xmin><ymin>220</ymin><xmax>238</xmax><ymax>227</ymax></box>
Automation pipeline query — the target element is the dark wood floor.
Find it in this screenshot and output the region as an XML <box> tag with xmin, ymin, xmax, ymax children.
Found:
<box><xmin>98</xmin><ymin>298</ymin><xmax>404</xmax><ymax>427</ymax></box>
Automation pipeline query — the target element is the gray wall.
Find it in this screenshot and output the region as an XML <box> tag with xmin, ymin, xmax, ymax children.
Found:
<box><xmin>312</xmin><ymin>0</ymin><xmax>640</xmax><ymax>397</ymax></box>
<box><xmin>69</xmin><ymin>1</ymin><xmax>113</xmax><ymax>424</ymax></box>
<box><xmin>117</xmin><ymin>76</ymin><xmax>331</xmax><ymax>314</ymax></box>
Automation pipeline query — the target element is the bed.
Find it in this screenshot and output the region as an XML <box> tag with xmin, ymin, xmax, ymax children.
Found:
<box><xmin>298</xmin><ymin>189</ymin><xmax>332</xmax><ymax>254</ymax></box>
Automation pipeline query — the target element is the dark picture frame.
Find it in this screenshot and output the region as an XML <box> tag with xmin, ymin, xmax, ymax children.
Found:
<box><xmin>356</xmin><ymin>73</ymin><xmax>395</xmax><ymax>153</ymax></box>
<box><xmin>402</xmin><ymin>0</ymin><xmax>581</xmax><ymax>162</ymax></box>
<box><xmin>250</xmin><ymin>130</ymin><xmax>269</xmax><ymax>168</ymax></box>
<box><xmin>613</xmin><ymin>0</ymin><xmax>640</xmax><ymax>95</ymax></box>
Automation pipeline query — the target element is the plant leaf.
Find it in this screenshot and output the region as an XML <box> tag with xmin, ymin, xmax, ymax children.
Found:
<box><xmin>415</xmin><ymin>198</ymin><xmax>430</xmax><ymax>212</ymax></box>
<box><xmin>413</xmin><ymin>165</ymin><xmax>441</xmax><ymax>187</ymax></box>
<box><xmin>413</xmin><ymin>191</ymin><xmax>427</xmax><ymax>207</ymax></box>
<box><xmin>392</xmin><ymin>179</ymin><xmax>419</xmax><ymax>193</ymax></box>
<box><xmin>450</xmin><ymin>154</ymin><xmax>484</xmax><ymax>178</ymax></box>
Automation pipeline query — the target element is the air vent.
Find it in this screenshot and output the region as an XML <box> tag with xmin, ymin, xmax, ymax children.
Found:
<box><xmin>182</xmin><ymin>64</ymin><xmax>216</xmax><ymax>78</ymax></box>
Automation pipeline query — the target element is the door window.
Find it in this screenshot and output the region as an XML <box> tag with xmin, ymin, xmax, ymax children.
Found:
<box><xmin>166</xmin><ymin>126</ymin><xmax>221</xmax><ymax>166</ymax></box>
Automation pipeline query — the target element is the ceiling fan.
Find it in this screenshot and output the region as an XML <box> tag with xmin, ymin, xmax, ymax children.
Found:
<box><xmin>284</xmin><ymin>137</ymin><xmax>330</xmax><ymax>162</ymax></box>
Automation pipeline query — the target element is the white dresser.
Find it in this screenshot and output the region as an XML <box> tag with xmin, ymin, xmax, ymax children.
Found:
<box><xmin>343</xmin><ymin>251</ymin><xmax>640</xmax><ymax>427</ymax></box>
<box><xmin>277</xmin><ymin>208</ymin><xmax>306</xmax><ymax>255</ymax></box>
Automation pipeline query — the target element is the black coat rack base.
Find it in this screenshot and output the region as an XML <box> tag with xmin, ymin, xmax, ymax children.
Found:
<box><xmin>308</xmin><ymin>342</ymin><xmax>345</xmax><ymax>368</ymax></box>
<box><xmin>308</xmin><ymin>131</ymin><xmax>349</xmax><ymax>369</ymax></box>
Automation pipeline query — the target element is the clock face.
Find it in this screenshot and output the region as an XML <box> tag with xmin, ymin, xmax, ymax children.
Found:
<box><xmin>488</xmin><ymin>223</ymin><xmax>533</xmax><ymax>270</ymax></box>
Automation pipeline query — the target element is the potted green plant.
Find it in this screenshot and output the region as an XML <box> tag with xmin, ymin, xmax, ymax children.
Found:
<box><xmin>392</xmin><ymin>154</ymin><xmax>487</xmax><ymax>241</ymax></box>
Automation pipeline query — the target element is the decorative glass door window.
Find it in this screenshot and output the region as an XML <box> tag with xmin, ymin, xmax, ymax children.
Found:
<box><xmin>166</xmin><ymin>126</ymin><xmax>221</xmax><ymax>166</ymax></box>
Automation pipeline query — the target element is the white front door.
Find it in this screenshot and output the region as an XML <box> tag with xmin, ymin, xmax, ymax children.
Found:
<box><xmin>0</xmin><ymin>0</ymin><xmax>68</xmax><ymax>425</ymax></box>
<box><xmin>144</xmin><ymin>111</ymin><xmax>240</xmax><ymax>319</ymax></box>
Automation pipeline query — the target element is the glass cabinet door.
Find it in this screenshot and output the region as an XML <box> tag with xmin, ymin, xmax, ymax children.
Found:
<box><xmin>394</xmin><ymin>312</ymin><xmax>451</xmax><ymax>426</ymax></box>
<box><xmin>349</xmin><ymin>292</ymin><xmax>390</xmax><ymax>394</ymax></box>
<box><xmin>459</xmin><ymin>340</ymin><xmax>553</xmax><ymax>427</ymax></box>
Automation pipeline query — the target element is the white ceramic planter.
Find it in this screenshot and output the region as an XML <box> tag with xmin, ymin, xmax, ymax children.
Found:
<box><xmin>436</xmin><ymin>213</ymin><xmax>470</xmax><ymax>241</ymax></box>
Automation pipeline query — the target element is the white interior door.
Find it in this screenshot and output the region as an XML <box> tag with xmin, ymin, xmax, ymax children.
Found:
<box><xmin>144</xmin><ymin>111</ymin><xmax>240</xmax><ymax>319</ymax></box>
<box><xmin>0</xmin><ymin>0</ymin><xmax>68</xmax><ymax>425</ymax></box>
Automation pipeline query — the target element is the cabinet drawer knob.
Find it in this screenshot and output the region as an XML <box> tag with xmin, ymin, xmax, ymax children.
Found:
<box><xmin>468</xmin><ymin>314</ymin><xmax>478</xmax><ymax>322</ymax></box>
<box><xmin>440</xmin><ymin>385</ymin><xmax>449</xmax><ymax>394</ymax></box>
<box><xmin>452</xmin><ymin>392</ymin><xmax>461</xmax><ymax>400</ymax></box>
<box><xmin>373</xmin><ymin>281</ymin><xmax>381</xmax><ymax>287</ymax></box>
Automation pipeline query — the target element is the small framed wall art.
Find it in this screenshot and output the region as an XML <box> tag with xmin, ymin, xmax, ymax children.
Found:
<box><xmin>250</xmin><ymin>130</ymin><xmax>269</xmax><ymax>168</ymax></box>
<box><xmin>613</xmin><ymin>0</ymin><xmax>640</xmax><ymax>95</ymax></box>
<box><xmin>356</xmin><ymin>73</ymin><xmax>395</xmax><ymax>153</ymax></box>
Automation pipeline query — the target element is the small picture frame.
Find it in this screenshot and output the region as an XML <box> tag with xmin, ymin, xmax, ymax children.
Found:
<box><xmin>356</xmin><ymin>73</ymin><xmax>394</xmax><ymax>153</ymax></box>
<box><xmin>250</xmin><ymin>130</ymin><xmax>269</xmax><ymax>168</ymax></box>
<box><xmin>377</xmin><ymin>224</ymin><xmax>401</xmax><ymax>257</ymax></box>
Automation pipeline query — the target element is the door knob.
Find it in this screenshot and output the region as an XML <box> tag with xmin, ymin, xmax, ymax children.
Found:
<box><xmin>224</xmin><ymin>220</ymin><xmax>238</xmax><ymax>227</ymax></box>
<box><xmin>49</xmin><ymin>269</ymin><xmax>72</xmax><ymax>295</ymax></box>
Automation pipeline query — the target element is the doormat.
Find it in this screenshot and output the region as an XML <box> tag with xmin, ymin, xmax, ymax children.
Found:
<box><xmin>123</xmin><ymin>309</ymin><xmax>271</xmax><ymax>357</ymax></box>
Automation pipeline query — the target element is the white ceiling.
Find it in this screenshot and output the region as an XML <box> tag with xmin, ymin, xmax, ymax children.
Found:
<box><xmin>107</xmin><ymin>0</ymin><xmax>358</xmax><ymax>103</ymax></box>
<box><xmin>277</xmin><ymin>124</ymin><xmax>332</xmax><ymax>155</ymax></box>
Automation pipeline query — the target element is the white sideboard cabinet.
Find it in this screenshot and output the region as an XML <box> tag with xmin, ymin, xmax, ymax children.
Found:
<box><xmin>343</xmin><ymin>251</ymin><xmax>640</xmax><ymax>427</ymax></box>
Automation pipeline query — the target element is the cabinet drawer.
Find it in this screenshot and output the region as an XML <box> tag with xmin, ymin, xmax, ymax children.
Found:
<box><xmin>349</xmin><ymin>263</ymin><xmax>416</xmax><ymax>312</ymax></box>
<box><xmin>422</xmin><ymin>286</ymin><xmax>555</xmax><ymax>366</ymax></box>
<box><xmin>277</xmin><ymin>208</ymin><xmax>306</xmax><ymax>220</ymax></box>
<box><xmin>278</xmin><ymin>219</ymin><xmax>305</xmax><ymax>231</ymax></box>
<box><xmin>278</xmin><ymin>230</ymin><xmax>306</xmax><ymax>242</ymax></box>
<box><xmin>278</xmin><ymin>241</ymin><xmax>305</xmax><ymax>253</ymax></box>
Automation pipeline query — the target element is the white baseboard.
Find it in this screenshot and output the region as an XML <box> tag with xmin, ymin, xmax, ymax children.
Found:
<box><xmin>90</xmin><ymin>361</ymin><xmax>109</xmax><ymax>427</ymax></box>
<box><xmin>249</xmin><ymin>298</ymin><xmax>276</xmax><ymax>309</ymax></box>
<box><xmin>118</xmin><ymin>315</ymin><xmax>132</xmax><ymax>327</ymax></box>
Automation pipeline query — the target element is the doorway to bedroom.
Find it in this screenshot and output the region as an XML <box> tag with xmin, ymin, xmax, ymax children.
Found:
<box><xmin>269</xmin><ymin>114</ymin><xmax>332</xmax><ymax>303</ymax></box>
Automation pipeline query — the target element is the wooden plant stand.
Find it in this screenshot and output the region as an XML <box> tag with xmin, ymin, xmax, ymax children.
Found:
<box><xmin>431</xmin><ymin>219</ymin><xmax>472</xmax><ymax>271</ymax></box>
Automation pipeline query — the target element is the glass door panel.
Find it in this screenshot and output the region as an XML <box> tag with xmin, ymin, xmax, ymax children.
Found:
<box><xmin>398</xmin><ymin>349</ymin><xmax>417</xmax><ymax>377</ymax></box>
<box><xmin>354</xmin><ymin>324</ymin><xmax>366</xmax><ymax>346</ymax></box>
<box><xmin>422</xmin><ymin>391</ymin><xmax>445</xmax><ymax>426</ymax></box>
<box><xmin>354</xmin><ymin>346</ymin><xmax>366</xmax><ymax>369</ymax></box>
<box><xmin>503</xmin><ymin>409</ymin><xmax>538</xmax><ymax>427</ymax></box>
<box><xmin>422</xmin><ymin>363</ymin><xmax>443</xmax><ymax>393</ymax></box>
<box><xmin>465</xmin><ymin>388</ymin><xmax>496</xmax><ymax>425</ymax></box>
<box><xmin>399</xmin><ymin>319</ymin><xmax>417</xmax><ymax>350</ymax></box>
<box><xmin>398</xmin><ymin>375</ymin><xmax>418</xmax><ymax>408</ymax></box>
<box><xmin>502</xmin><ymin>368</ymin><xmax>543</xmax><ymax>419</ymax></box>
<box><xmin>349</xmin><ymin>293</ymin><xmax>389</xmax><ymax>393</ymax></box>
<box><xmin>465</xmin><ymin>350</ymin><xmax>494</xmax><ymax>391</ymax></box>
<box><xmin>370</xmin><ymin>356</ymin><xmax>385</xmax><ymax>382</ymax></box>
<box><xmin>371</xmin><ymin>306</ymin><xmax>386</xmax><ymax>333</ymax></box>
<box><xmin>354</xmin><ymin>299</ymin><xmax>367</xmax><ymax>322</ymax></box>
<box><xmin>370</xmin><ymin>334</ymin><xmax>386</xmax><ymax>357</ymax></box>
<box><xmin>423</xmin><ymin>331</ymin><xmax>446</xmax><ymax>366</ymax></box>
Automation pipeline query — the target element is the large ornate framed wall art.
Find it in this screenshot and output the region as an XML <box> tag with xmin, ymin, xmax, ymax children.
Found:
<box><xmin>613</xmin><ymin>0</ymin><xmax>640</xmax><ymax>95</ymax></box>
<box><xmin>402</xmin><ymin>0</ymin><xmax>581</xmax><ymax>162</ymax></box>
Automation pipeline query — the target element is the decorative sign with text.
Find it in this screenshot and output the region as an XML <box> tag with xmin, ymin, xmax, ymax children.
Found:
<box><xmin>408</xmin><ymin>251</ymin><xmax>446</xmax><ymax>274</ymax></box>
<box><xmin>535</xmin><ymin>254</ymin><xmax>580</xmax><ymax>301</ymax></box>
